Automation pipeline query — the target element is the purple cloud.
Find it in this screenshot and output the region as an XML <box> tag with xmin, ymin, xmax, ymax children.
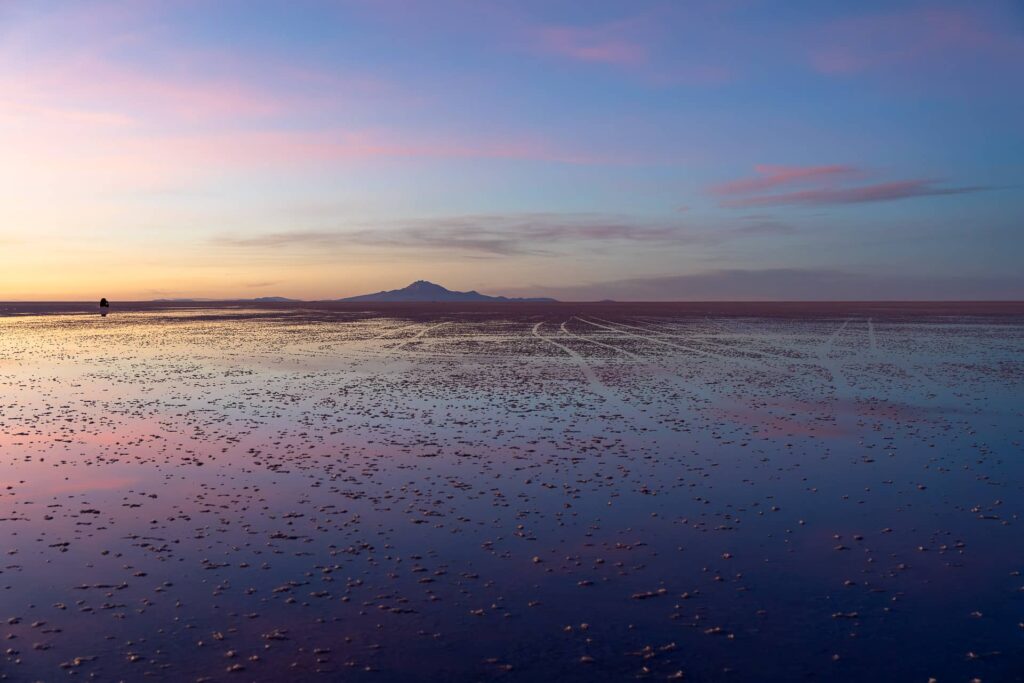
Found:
<box><xmin>534</xmin><ymin>24</ymin><xmax>648</xmax><ymax>66</ymax></box>
<box><xmin>712</xmin><ymin>165</ymin><xmax>988</xmax><ymax>207</ymax></box>
<box><xmin>721</xmin><ymin>179</ymin><xmax>986</xmax><ymax>208</ymax></box>
<box><xmin>807</xmin><ymin>6</ymin><xmax>1024</xmax><ymax>80</ymax></box>
<box><xmin>212</xmin><ymin>213</ymin><xmax>693</xmax><ymax>257</ymax></box>
<box><xmin>709</xmin><ymin>165</ymin><xmax>862</xmax><ymax>196</ymax></box>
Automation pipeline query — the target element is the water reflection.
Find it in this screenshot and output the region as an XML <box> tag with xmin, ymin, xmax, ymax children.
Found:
<box><xmin>0</xmin><ymin>308</ymin><xmax>1022</xmax><ymax>681</ymax></box>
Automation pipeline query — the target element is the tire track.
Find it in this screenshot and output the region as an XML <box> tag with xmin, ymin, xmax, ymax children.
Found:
<box><xmin>579</xmin><ymin>317</ymin><xmax>725</xmax><ymax>360</ymax></box>
<box><xmin>560</xmin><ymin>320</ymin><xmax>640</xmax><ymax>359</ymax></box>
<box><xmin>815</xmin><ymin>319</ymin><xmax>854</xmax><ymax>425</ymax></box>
<box><xmin>578</xmin><ymin>316</ymin><xmax>798</xmax><ymax>377</ymax></box>
<box><xmin>532</xmin><ymin>321</ymin><xmax>611</xmax><ymax>397</ymax></box>
<box><xmin>394</xmin><ymin>322</ymin><xmax>449</xmax><ymax>350</ymax></box>
<box><xmin>532</xmin><ymin>321</ymin><xmax>659</xmax><ymax>427</ymax></box>
<box><xmin>562</xmin><ymin>319</ymin><xmax>719</xmax><ymax>404</ymax></box>
<box><xmin>821</xmin><ymin>318</ymin><xmax>851</xmax><ymax>357</ymax></box>
<box><xmin>628</xmin><ymin>317</ymin><xmax>827</xmax><ymax>367</ymax></box>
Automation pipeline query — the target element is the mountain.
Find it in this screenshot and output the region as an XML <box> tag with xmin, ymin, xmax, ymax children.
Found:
<box><xmin>336</xmin><ymin>280</ymin><xmax>556</xmax><ymax>303</ymax></box>
<box><xmin>251</xmin><ymin>297</ymin><xmax>300</xmax><ymax>302</ymax></box>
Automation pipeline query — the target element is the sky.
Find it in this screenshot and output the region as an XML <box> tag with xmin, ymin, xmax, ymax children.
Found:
<box><xmin>1</xmin><ymin>0</ymin><xmax>1022</xmax><ymax>301</ymax></box>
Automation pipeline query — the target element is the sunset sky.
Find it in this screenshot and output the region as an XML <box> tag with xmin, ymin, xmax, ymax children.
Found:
<box><xmin>1</xmin><ymin>0</ymin><xmax>1022</xmax><ymax>300</ymax></box>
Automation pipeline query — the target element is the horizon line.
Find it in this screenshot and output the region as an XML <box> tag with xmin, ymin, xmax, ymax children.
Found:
<box><xmin>3</xmin><ymin>299</ymin><xmax>1024</xmax><ymax>305</ymax></box>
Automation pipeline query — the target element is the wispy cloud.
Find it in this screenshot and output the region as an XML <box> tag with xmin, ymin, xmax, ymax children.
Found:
<box><xmin>807</xmin><ymin>6</ymin><xmax>1024</xmax><ymax>80</ymax></box>
<box><xmin>213</xmin><ymin>213</ymin><xmax>692</xmax><ymax>257</ymax></box>
<box><xmin>722</xmin><ymin>179</ymin><xmax>986</xmax><ymax>208</ymax></box>
<box><xmin>709</xmin><ymin>165</ymin><xmax>862</xmax><ymax>196</ymax></box>
<box><xmin>0</xmin><ymin>116</ymin><xmax>613</xmax><ymax>198</ymax></box>
<box><xmin>712</xmin><ymin>165</ymin><xmax>987</xmax><ymax>207</ymax></box>
<box><xmin>527</xmin><ymin>9</ymin><xmax>732</xmax><ymax>85</ymax></box>
<box><xmin>0</xmin><ymin>44</ymin><xmax>406</xmax><ymax>131</ymax></box>
<box><xmin>210</xmin><ymin>211</ymin><xmax>807</xmax><ymax>260</ymax></box>
<box><xmin>731</xmin><ymin>215</ymin><xmax>799</xmax><ymax>236</ymax></box>
<box><xmin>534</xmin><ymin>23</ymin><xmax>648</xmax><ymax>66</ymax></box>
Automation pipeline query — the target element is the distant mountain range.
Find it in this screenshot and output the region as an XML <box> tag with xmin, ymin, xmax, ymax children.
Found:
<box><xmin>148</xmin><ymin>282</ymin><xmax>554</xmax><ymax>303</ymax></box>
<box><xmin>336</xmin><ymin>280</ymin><xmax>556</xmax><ymax>303</ymax></box>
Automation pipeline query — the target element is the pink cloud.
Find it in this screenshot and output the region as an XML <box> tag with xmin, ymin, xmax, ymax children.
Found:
<box><xmin>808</xmin><ymin>6</ymin><xmax>1024</xmax><ymax>77</ymax></box>
<box><xmin>530</xmin><ymin>17</ymin><xmax>732</xmax><ymax>88</ymax></box>
<box><xmin>535</xmin><ymin>24</ymin><xmax>647</xmax><ymax>66</ymax></box>
<box><xmin>1</xmin><ymin>56</ymin><xmax>289</xmax><ymax>124</ymax></box>
<box><xmin>721</xmin><ymin>179</ymin><xmax>985</xmax><ymax>208</ymax></box>
<box><xmin>711</xmin><ymin>164</ymin><xmax>988</xmax><ymax>207</ymax></box>
<box><xmin>709</xmin><ymin>164</ymin><xmax>862</xmax><ymax>196</ymax></box>
<box><xmin>152</xmin><ymin>128</ymin><xmax>613</xmax><ymax>167</ymax></box>
<box><xmin>0</xmin><ymin>108</ymin><xmax>617</xmax><ymax>197</ymax></box>
<box><xmin>652</xmin><ymin>64</ymin><xmax>734</xmax><ymax>86</ymax></box>
<box><xmin>0</xmin><ymin>97</ymin><xmax>135</xmax><ymax>128</ymax></box>
<box><xmin>0</xmin><ymin>2</ymin><xmax>403</xmax><ymax>129</ymax></box>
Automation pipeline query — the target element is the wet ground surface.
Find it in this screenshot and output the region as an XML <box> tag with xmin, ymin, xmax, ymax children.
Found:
<box><xmin>1</xmin><ymin>304</ymin><xmax>1023</xmax><ymax>682</ymax></box>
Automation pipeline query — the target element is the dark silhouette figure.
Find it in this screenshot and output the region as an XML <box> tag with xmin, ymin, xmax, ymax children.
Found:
<box><xmin>99</xmin><ymin>298</ymin><xmax>109</xmax><ymax>317</ymax></box>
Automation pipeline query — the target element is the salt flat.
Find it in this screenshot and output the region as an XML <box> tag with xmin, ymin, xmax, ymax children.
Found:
<box><xmin>1</xmin><ymin>304</ymin><xmax>1022</xmax><ymax>681</ymax></box>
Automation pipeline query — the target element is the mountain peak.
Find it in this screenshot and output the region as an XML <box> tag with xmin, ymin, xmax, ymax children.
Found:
<box><xmin>336</xmin><ymin>281</ymin><xmax>556</xmax><ymax>303</ymax></box>
<box><xmin>406</xmin><ymin>280</ymin><xmax>447</xmax><ymax>291</ymax></box>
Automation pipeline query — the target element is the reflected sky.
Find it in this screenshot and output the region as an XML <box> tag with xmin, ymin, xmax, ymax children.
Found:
<box><xmin>1</xmin><ymin>307</ymin><xmax>1023</xmax><ymax>681</ymax></box>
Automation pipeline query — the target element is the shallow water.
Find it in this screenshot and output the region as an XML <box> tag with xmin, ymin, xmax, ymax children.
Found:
<box><xmin>1</xmin><ymin>306</ymin><xmax>1022</xmax><ymax>681</ymax></box>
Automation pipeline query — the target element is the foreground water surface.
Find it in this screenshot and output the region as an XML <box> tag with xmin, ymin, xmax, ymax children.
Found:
<box><xmin>1</xmin><ymin>303</ymin><xmax>1022</xmax><ymax>681</ymax></box>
